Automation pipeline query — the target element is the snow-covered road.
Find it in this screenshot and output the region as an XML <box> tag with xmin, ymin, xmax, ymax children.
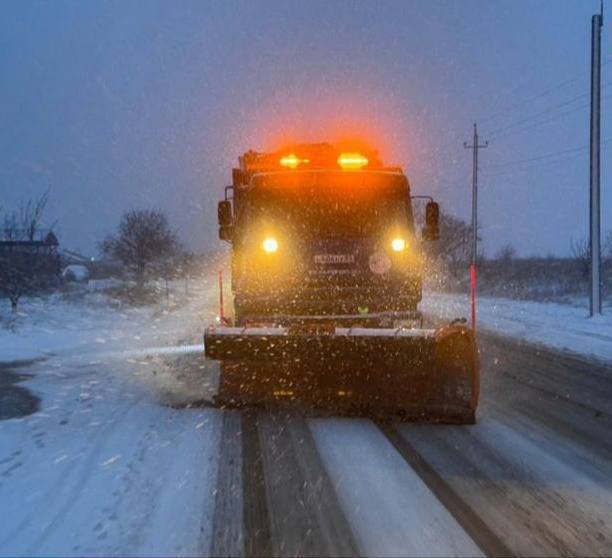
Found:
<box><xmin>0</xmin><ymin>357</ymin><xmax>221</xmax><ymax>556</ymax></box>
<box><xmin>1</xmin><ymin>278</ymin><xmax>612</xmax><ymax>556</ymax></box>
<box><xmin>0</xmin><ymin>278</ymin><xmax>222</xmax><ymax>556</ymax></box>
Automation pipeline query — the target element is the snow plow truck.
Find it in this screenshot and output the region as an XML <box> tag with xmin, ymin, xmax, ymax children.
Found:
<box><xmin>204</xmin><ymin>143</ymin><xmax>479</xmax><ymax>423</ymax></box>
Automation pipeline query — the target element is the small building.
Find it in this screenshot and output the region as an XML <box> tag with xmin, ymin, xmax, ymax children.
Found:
<box><xmin>62</xmin><ymin>264</ymin><xmax>90</xmax><ymax>283</ymax></box>
<box><xmin>0</xmin><ymin>230</ymin><xmax>61</xmax><ymax>289</ymax></box>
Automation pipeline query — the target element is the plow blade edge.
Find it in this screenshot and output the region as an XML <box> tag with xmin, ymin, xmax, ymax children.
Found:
<box><xmin>204</xmin><ymin>325</ymin><xmax>479</xmax><ymax>423</ymax></box>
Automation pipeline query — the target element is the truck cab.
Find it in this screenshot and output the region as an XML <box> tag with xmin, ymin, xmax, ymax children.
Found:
<box><xmin>218</xmin><ymin>143</ymin><xmax>439</xmax><ymax>326</ymax></box>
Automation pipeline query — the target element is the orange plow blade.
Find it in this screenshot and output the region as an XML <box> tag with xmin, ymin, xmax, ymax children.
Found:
<box><xmin>204</xmin><ymin>324</ymin><xmax>479</xmax><ymax>423</ymax></box>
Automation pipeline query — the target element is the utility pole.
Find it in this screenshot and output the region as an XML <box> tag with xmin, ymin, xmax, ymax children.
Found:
<box><xmin>589</xmin><ymin>2</ymin><xmax>603</xmax><ymax>316</ymax></box>
<box><xmin>464</xmin><ymin>123</ymin><xmax>488</xmax><ymax>330</ymax></box>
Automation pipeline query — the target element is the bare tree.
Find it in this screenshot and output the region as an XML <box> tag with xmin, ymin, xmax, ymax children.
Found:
<box><xmin>152</xmin><ymin>251</ymin><xmax>190</xmax><ymax>302</ymax></box>
<box><xmin>0</xmin><ymin>192</ymin><xmax>58</xmax><ymax>311</ymax></box>
<box><xmin>0</xmin><ymin>247</ymin><xmax>32</xmax><ymax>311</ymax></box>
<box><xmin>570</xmin><ymin>236</ymin><xmax>590</xmax><ymax>279</ymax></box>
<box><xmin>496</xmin><ymin>244</ymin><xmax>517</xmax><ymax>263</ymax></box>
<box><xmin>21</xmin><ymin>191</ymin><xmax>50</xmax><ymax>241</ymax></box>
<box><xmin>102</xmin><ymin>209</ymin><xmax>180</xmax><ymax>288</ymax></box>
<box><xmin>603</xmin><ymin>230</ymin><xmax>612</xmax><ymax>262</ymax></box>
<box><xmin>438</xmin><ymin>212</ymin><xmax>475</xmax><ymax>269</ymax></box>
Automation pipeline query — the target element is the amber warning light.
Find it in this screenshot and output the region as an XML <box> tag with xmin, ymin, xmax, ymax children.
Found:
<box><xmin>279</xmin><ymin>153</ymin><xmax>309</xmax><ymax>169</ymax></box>
<box><xmin>241</xmin><ymin>145</ymin><xmax>379</xmax><ymax>173</ymax></box>
<box><xmin>337</xmin><ymin>152</ymin><xmax>369</xmax><ymax>170</ymax></box>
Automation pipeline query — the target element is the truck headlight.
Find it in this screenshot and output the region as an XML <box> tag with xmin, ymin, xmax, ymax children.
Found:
<box><xmin>391</xmin><ymin>237</ymin><xmax>406</xmax><ymax>252</ymax></box>
<box><xmin>262</xmin><ymin>237</ymin><xmax>279</xmax><ymax>253</ymax></box>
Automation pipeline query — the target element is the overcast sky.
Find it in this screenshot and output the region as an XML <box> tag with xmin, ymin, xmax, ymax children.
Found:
<box><xmin>1</xmin><ymin>0</ymin><xmax>609</xmax><ymax>257</ymax></box>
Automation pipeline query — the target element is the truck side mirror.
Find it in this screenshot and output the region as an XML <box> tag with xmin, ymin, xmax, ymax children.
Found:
<box><xmin>422</xmin><ymin>201</ymin><xmax>440</xmax><ymax>241</ymax></box>
<box><xmin>218</xmin><ymin>200</ymin><xmax>232</xmax><ymax>226</ymax></box>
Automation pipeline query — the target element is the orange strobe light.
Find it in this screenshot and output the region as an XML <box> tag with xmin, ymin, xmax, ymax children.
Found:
<box><xmin>337</xmin><ymin>152</ymin><xmax>369</xmax><ymax>170</ymax></box>
<box><xmin>280</xmin><ymin>153</ymin><xmax>308</xmax><ymax>169</ymax></box>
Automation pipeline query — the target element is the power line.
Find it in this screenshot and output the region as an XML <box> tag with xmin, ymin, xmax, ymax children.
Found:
<box><xmin>490</xmin><ymin>90</ymin><xmax>612</xmax><ymax>143</ymax></box>
<box><xmin>427</xmin><ymin>59</ymin><xmax>612</xmax><ymax>157</ymax></box>
<box><xmin>487</xmin><ymin>82</ymin><xmax>611</xmax><ymax>139</ymax></box>
<box><xmin>477</xmin><ymin>58</ymin><xmax>612</xmax><ymax>126</ymax></box>
<box><xmin>486</xmin><ymin>137</ymin><xmax>610</xmax><ymax>169</ymax></box>
<box><xmin>480</xmin><ymin>151</ymin><xmax>586</xmax><ymax>179</ymax></box>
<box><xmin>479</xmin><ymin>75</ymin><xmax>586</xmax><ymax>125</ymax></box>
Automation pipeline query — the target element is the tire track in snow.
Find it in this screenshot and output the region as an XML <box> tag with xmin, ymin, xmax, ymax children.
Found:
<box><xmin>242</xmin><ymin>411</ymin><xmax>272</xmax><ymax>556</ymax></box>
<box><xmin>310</xmin><ymin>418</ymin><xmax>483</xmax><ymax>557</ymax></box>
<box><xmin>212</xmin><ymin>410</ymin><xmax>358</xmax><ymax>557</ymax></box>
<box><xmin>210</xmin><ymin>411</ymin><xmax>244</xmax><ymax>557</ymax></box>
<box><xmin>256</xmin><ymin>412</ymin><xmax>358</xmax><ymax>557</ymax></box>
<box><xmin>241</xmin><ymin>410</ymin><xmax>274</xmax><ymax>556</ymax></box>
<box><xmin>376</xmin><ymin>423</ymin><xmax>512</xmax><ymax>558</ymax></box>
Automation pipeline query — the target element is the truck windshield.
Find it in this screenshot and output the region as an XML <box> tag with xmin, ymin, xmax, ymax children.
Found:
<box><xmin>241</xmin><ymin>172</ymin><xmax>412</xmax><ymax>238</ymax></box>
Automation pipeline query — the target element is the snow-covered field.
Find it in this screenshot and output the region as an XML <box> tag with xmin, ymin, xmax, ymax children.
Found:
<box><xmin>0</xmin><ymin>280</ymin><xmax>213</xmax><ymax>364</ymax></box>
<box><xmin>422</xmin><ymin>291</ymin><xmax>612</xmax><ymax>363</ymax></box>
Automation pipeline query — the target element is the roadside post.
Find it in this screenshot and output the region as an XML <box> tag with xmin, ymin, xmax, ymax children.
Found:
<box><xmin>464</xmin><ymin>123</ymin><xmax>488</xmax><ymax>330</ymax></box>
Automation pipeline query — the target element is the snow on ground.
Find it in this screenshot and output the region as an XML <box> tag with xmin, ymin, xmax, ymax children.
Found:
<box><xmin>0</xmin><ymin>375</ymin><xmax>222</xmax><ymax>556</ymax></box>
<box><xmin>0</xmin><ymin>279</ymin><xmax>217</xmax><ymax>363</ymax></box>
<box><xmin>0</xmin><ymin>276</ymin><xmax>224</xmax><ymax>556</ymax></box>
<box><xmin>309</xmin><ymin>418</ymin><xmax>483</xmax><ymax>557</ymax></box>
<box><xmin>422</xmin><ymin>291</ymin><xmax>612</xmax><ymax>363</ymax></box>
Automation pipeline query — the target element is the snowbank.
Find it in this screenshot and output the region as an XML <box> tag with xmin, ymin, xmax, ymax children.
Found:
<box><xmin>422</xmin><ymin>291</ymin><xmax>612</xmax><ymax>363</ymax></box>
<box><xmin>0</xmin><ymin>278</ymin><xmax>218</xmax><ymax>363</ymax></box>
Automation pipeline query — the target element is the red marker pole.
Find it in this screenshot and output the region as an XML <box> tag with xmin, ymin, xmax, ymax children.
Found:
<box><xmin>470</xmin><ymin>263</ymin><xmax>477</xmax><ymax>331</ymax></box>
<box><xmin>218</xmin><ymin>270</ymin><xmax>225</xmax><ymax>324</ymax></box>
<box><xmin>464</xmin><ymin>123</ymin><xmax>487</xmax><ymax>332</ymax></box>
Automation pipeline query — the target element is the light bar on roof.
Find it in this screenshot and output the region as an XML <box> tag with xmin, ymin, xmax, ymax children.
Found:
<box><xmin>279</xmin><ymin>153</ymin><xmax>309</xmax><ymax>169</ymax></box>
<box><xmin>337</xmin><ymin>152</ymin><xmax>369</xmax><ymax>170</ymax></box>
